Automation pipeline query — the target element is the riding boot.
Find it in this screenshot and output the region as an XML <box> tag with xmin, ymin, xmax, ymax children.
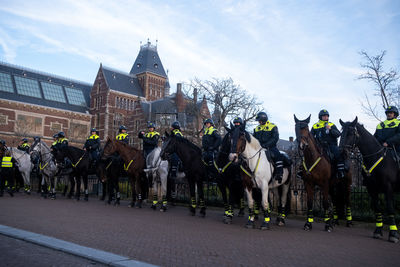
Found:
<box><xmin>337</xmin><ymin>163</ymin><xmax>345</xmax><ymax>178</ymax></box>
<box><xmin>274</xmin><ymin>161</ymin><xmax>283</xmax><ymax>183</ymax></box>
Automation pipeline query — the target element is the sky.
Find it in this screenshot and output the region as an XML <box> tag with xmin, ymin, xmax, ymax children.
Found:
<box><xmin>0</xmin><ymin>0</ymin><xmax>399</xmax><ymax>139</ymax></box>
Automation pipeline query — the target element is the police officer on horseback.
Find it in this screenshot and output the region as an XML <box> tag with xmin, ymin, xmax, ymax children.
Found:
<box><xmin>202</xmin><ymin>118</ymin><xmax>221</xmax><ymax>171</ymax></box>
<box><xmin>17</xmin><ymin>138</ymin><xmax>30</xmax><ymax>153</ymax></box>
<box><xmin>138</xmin><ymin>122</ymin><xmax>160</xmax><ymax>159</ymax></box>
<box><xmin>374</xmin><ymin>106</ymin><xmax>400</xmax><ymax>151</ymax></box>
<box><xmin>253</xmin><ymin>112</ymin><xmax>283</xmax><ymax>183</ymax></box>
<box><xmin>116</xmin><ymin>125</ymin><xmax>130</xmax><ymax>144</ymax></box>
<box><xmin>311</xmin><ymin>109</ymin><xmax>344</xmax><ymax>178</ymax></box>
<box><xmin>84</xmin><ymin>128</ymin><xmax>100</xmax><ymax>168</ymax></box>
<box><xmin>55</xmin><ymin>131</ymin><xmax>68</xmax><ymax>150</ymax></box>
<box><xmin>169</xmin><ymin>121</ymin><xmax>183</xmax><ymax>178</ymax></box>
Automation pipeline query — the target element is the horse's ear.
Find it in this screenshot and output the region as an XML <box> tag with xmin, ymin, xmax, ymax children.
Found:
<box><xmin>305</xmin><ymin>114</ymin><xmax>311</xmax><ymax>124</ymax></box>
<box><xmin>339</xmin><ymin>119</ymin><xmax>344</xmax><ymax>126</ymax></box>
<box><xmin>351</xmin><ymin>117</ymin><xmax>358</xmax><ymax>126</ymax></box>
<box><xmin>245</xmin><ymin>132</ymin><xmax>251</xmax><ymax>142</ymax></box>
<box><xmin>294</xmin><ymin>114</ymin><xmax>299</xmax><ymax>123</ymax></box>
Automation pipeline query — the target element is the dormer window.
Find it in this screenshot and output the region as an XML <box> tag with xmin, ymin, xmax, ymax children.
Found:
<box><xmin>112</xmin><ymin>73</ymin><xmax>116</xmax><ymax>79</ymax></box>
<box><xmin>154</xmin><ymin>64</ymin><xmax>158</xmax><ymax>69</ymax></box>
<box><xmin>137</xmin><ymin>63</ymin><xmax>141</xmax><ymax>68</ymax></box>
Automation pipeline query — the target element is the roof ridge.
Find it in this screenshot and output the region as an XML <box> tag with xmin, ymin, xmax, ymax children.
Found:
<box><xmin>102</xmin><ymin>65</ymin><xmax>136</xmax><ymax>77</ymax></box>
<box><xmin>0</xmin><ymin>60</ymin><xmax>92</xmax><ymax>86</ymax></box>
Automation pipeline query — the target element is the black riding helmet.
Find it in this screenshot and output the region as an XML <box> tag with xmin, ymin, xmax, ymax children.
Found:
<box><xmin>385</xmin><ymin>106</ymin><xmax>399</xmax><ymax>117</ymax></box>
<box><xmin>147</xmin><ymin>122</ymin><xmax>156</xmax><ymax>128</ymax></box>
<box><xmin>204</xmin><ymin>118</ymin><xmax>214</xmax><ymax>125</ymax></box>
<box><xmin>33</xmin><ymin>136</ymin><xmax>41</xmax><ymax>142</ymax></box>
<box><xmin>255</xmin><ymin>112</ymin><xmax>268</xmax><ymax>123</ymax></box>
<box><xmin>233</xmin><ymin>117</ymin><xmax>243</xmax><ymax>125</ymax></box>
<box><xmin>21</xmin><ymin>138</ymin><xmax>28</xmax><ymax>143</ymax></box>
<box><xmin>58</xmin><ymin>131</ymin><xmax>65</xmax><ymax>138</ymax></box>
<box><xmin>318</xmin><ymin>109</ymin><xmax>329</xmax><ymax>120</ymax></box>
<box><xmin>119</xmin><ymin>125</ymin><xmax>127</xmax><ymax>132</ymax></box>
<box><xmin>171</xmin><ymin>121</ymin><xmax>180</xmax><ymax>129</ymax></box>
<box><xmin>52</xmin><ymin>133</ymin><xmax>58</xmax><ymax>139</ymax></box>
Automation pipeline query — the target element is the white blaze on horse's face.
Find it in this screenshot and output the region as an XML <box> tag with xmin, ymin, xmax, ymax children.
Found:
<box><xmin>229</xmin><ymin>153</ymin><xmax>238</xmax><ymax>162</ymax></box>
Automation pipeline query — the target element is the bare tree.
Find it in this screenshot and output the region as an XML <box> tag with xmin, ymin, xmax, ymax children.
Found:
<box><xmin>359</xmin><ymin>50</ymin><xmax>399</xmax><ymax>121</ymax></box>
<box><xmin>188</xmin><ymin>77</ymin><xmax>264</xmax><ymax>131</ymax></box>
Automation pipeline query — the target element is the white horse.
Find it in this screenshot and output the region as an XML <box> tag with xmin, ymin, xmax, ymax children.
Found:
<box><xmin>229</xmin><ymin>130</ymin><xmax>291</xmax><ymax>230</ymax></box>
<box><xmin>30</xmin><ymin>140</ymin><xmax>58</xmax><ymax>199</ymax></box>
<box><xmin>10</xmin><ymin>147</ymin><xmax>33</xmax><ymax>193</ymax></box>
<box><xmin>144</xmin><ymin>147</ymin><xmax>185</xmax><ymax>211</ymax></box>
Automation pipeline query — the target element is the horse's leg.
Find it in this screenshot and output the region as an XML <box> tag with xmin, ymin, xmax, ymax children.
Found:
<box><xmin>345</xmin><ymin>174</ymin><xmax>353</xmax><ymax>227</ymax></box>
<box><xmin>385</xmin><ymin>184</ymin><xmax>399</xmax><ymax>243</ymax></box>
<box><xmin>83</xmin><ymin>173</ymin><xmax>89</xmax><ymax>201</ymax></box>
<box><xmin>188</xmin><ymin>177</ymin><xmax>196</xmax><ymax>216</ymax></box>
<box><xmin>115</xmin><ymin>176</ymin><xmax>120</xmax><ymax>206</ymax></box>
<box><xmin>323</xmin><ymin>183</ymin><xmax>333</xmax><ymax>232</ymax></box>
<box><xmin>52</xmin><ymin>174</ymin><xmax>57</xmax><ymax>199</ymax></box>
<box><xmin>260</xmin><ymin>184</ymin><xmax>271</xmax><ymax>230</ymax></box>
<box><xmin>245</xmin><ymin>188</ymin><xmax>255</xmax><ymax>229</ymax></box>
<box><xmin>160</xmin><ymin>173</ymin><xmax>168</xmax><ymax>212</ymax></box>
<box><xmin>330</xmin><ymin>182</ymin><xmax>339</xmax><ymax>226</ymax></box>
<box><xmin>135</xmin><ymin>173</ymin><xmax>142</xmax><ymax>208</ymax></box>
<box><xmin>101</xmin><ymin>181</ymin><xmax>106</xmax><ymax>201</ymax></box>
<box><xmin>217</xmin><ymin>174</ymin><xmax>230</xmax><ymax>222</ymax></box>
<box><xmin>277</xmin><ymin>183</ymin><xmax>290</xmax><ymax>226</ymax></box>
<box><xmin>75</xmin><ymin>175</ymin><xmax>81</xmax><ymax>201</ymax></box>
<box><xmin>197</xmin><ymin>177</ymin><xmax>206</xmax><ymax>217</ymax></box>
<box><xmin>304</xmin><ymin>182</ymin><xmax>314</xmax><ymax>231</ymax></box>
<box><xmin>151</xmin><ymin>174</ymin><xmax>158</xmax><ymax>210</ymax></box>
<box><xmin>68</xmin><ymin>175</ymin><xmax>75</xmax><ymax>199</ymax></box>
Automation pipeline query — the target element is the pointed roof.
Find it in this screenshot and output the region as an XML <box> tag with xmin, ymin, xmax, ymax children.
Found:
<box><xmin>101</xmin><ymin>66</ymin><xmax>144</xmax><ymax>97</ymax></box>
<box><xmin>129</xmin><ymin>41</ymin><xmax>167</xmax><ymax>78</ymax></box>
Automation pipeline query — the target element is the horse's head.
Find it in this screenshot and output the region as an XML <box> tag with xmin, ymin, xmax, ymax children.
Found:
<box><xmin>30</xmin><ymin>141</ymin><xmax>41</xmax><ymax>163</ymax></box>
<box><xmin>53</xmin><ymin>147</ymin><xmax>65</xmax><ymax>164</ymax></box>
<box><xmin>102</xmin><ymin>137</ymin><xmax>117</xmax><ymax>159</ymax></box>
<box><xmin>160</xmin><ymin>132</ymin><xmax>176</xmax><ymax>160</ymax></box>
<box><xmin>339</xmin><ymin>117</ymin><xmax>359</xmax><ymax>152</ymax></box>
<box><xmin>229</xmin><ymin>124</ymin><xmax>250</xmax><ymax>162</ymax></box>
<box><xmin>294</xmin><ymin>114</ymin><xmax>312</xmax><ymax>151</ymax></box>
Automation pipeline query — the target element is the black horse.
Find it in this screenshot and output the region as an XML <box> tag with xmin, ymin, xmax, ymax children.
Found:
<box><xmin>97</xmin><ymin>156</ymin><xmax>121</xmax><ymax>205</ymax></box>
<box><xmin>160</xmin><ymin>133</ymin><xmax>207</xmax><ymax>216</ymax></box>
<box><xmin>54</xmin><ymin>146</ymin><xmax>91</xmax><ymax>201</ymax></box>
<box><xmin>339</xmin><ymin>117</ymin><xmax>399</xmax><ymax>243</ymax></box>
<box><xmin>215</xmin><ymin>126</ymin><xmax>245</xmax><ymax>224</ymax></box>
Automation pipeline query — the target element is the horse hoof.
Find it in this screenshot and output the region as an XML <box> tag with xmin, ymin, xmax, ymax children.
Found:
<box><xmin>388</xmin><ymin>231</ymin><xmax>399</xmax><ymax>243</ymax></box>
<box><xmin>189</xmin><ymin>207</ymin><xmax>196</xmax><ymax>216</ymax></box>
<box><xmin>277</xmin><ymin>218</ymin><xmax>286</xmax><ymax>227</ymax></box>
<box><xmin>373</xmin><ymin>228</ymin><xmax>383</xmax><ymax>239</ymax></box>
<box><xmin>223</xmin><ymin>216</ymin><xmax>232</xmax><ymax>224</ymax></box>
<box><xmin>245</xmin><ymin>221</ymin><xmax>255</xmax><ymax>229</ymax></box>
<box><xmin>325</xmin><ymin>225</ymin><xmax>333</xmax><ymax>232</ymax></box>
<box><xmin>160</xmin><ymin>206</ymin><xmax>167</xmax><ymax>212</ymax></box>
<box><xmin>260</xmin><ymin>222</ymin><xmax>270</xmax><ymax>230</ymax></box>
<box><xmin>135</xmin><ymin>202</ymin><xmax>142</xmax><ymax>209</ymax></box>
<box><xmin>151</xmin><ymin>204</ymin><xmax>157</xmax><ymax>210</ymax></box>
<box><xmin>199</xmin><ymin>208</ymin><xmax>206</xmax><ymax>217</ymax></box>
<box><xmin>332</xmin><ymin>219</ymin><xmax>339</xmax><ymax>226</ymax></box>
<box><xmin>346</xmin><ymin>221</ymin><xmax>353</xmax><ymax>227</ymax></box>
<box><xmin>304</xmin><ymin>222</ymin><xmax>312</xmax><ymax>231</ymax></box>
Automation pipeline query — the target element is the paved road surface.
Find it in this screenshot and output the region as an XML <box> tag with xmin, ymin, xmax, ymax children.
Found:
<box><xmin>0</xmin><ymin>193</ymin><xmax>399</xmax><ymax>266</ymax></box>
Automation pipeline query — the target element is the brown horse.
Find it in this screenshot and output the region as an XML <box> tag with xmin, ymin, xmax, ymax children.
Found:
<box><xmin>294</xmin><ymin>115</ymin><xmax>352</xmax><ymax>231</ymax></box>
<box><xmin>102</xmin><ymin>137</ymin><xmax>145</xmax><ymax>208</ymax></box>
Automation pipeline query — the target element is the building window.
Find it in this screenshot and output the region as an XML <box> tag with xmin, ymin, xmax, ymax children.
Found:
<box><xmin>0</xmin><ymin>72</ymin><xmax>14</xmax><ymax>93</ymax></box>
<box><xmin>41</xmin><ymin>82</ymin><xmax>66</xmax><ymax>103</ymax></box>
<box><xmin>65</xmin><ymin>86</ymin><xmax>86</xmax><ymax>106</ymax></box>
<box><xmin>50</xmin><ymin>122</ymin><xmax>62</xmax><ymax>132</ymax></box>
<box><xmin>14</xmin><ymin>76</ymin><xmax>42</xmax><ymax>98</ymax></box>
<box><xmin>0</xmin><ymin>114</ymin><xmax>8</xmax><ymax>125</ymax></box>
<box><xmin>16</xmin><ymin>114</ymin><xmax>42</xmax><ymax>135</ymax></box>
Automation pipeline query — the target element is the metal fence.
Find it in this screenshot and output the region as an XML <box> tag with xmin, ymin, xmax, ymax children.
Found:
<box><xmin>29</xmin><ymin>152</ymin><xmax>400</xmax><ymax>221</ymax></box>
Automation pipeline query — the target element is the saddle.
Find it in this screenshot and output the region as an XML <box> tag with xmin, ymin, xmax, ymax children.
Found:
<box><xmin>264</xmin><ymin>150</ymin><xmax>292</xmax><ymax>168</ymax></box>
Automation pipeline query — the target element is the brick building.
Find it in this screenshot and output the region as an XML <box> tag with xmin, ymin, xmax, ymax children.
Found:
<box><xmin>0</xmin><ymin>40</ymin><xmax>210</xmax><ymax>147</ymax></box>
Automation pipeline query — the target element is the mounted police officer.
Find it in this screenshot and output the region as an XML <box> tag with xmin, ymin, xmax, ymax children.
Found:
<box><xmin>17</xmin><ymin>138</ymin><xmax>30</xmax><ymax>153</ymax></box>
<box><xmin>50</xmin><ymin>134</ymin><xmax>58</xmax><ymax>151</ymax></box>
<box><xmin>138</xmin><ymin>122</ymin><xmax>160</xmax><ymax>159</ymax></box>
<box><xmin>84</xmin><ymin>128</ymin><xmax>100</xmax><ymax>168</ymax></box>
<box><xmin>253</xmin><ymin>112</ymin><xmax>283</xmax><ymax>183</ymax></box>
<box><xmin>311</xmin><ymin>109</ymin><xmax>344</xmax><ymax>178</ymax></box>
<box><xmin>55</xmin><ymin>131</ymin><xmax>68</xmax><ymax>150</ymax></box>
<box><xmin>202</xmin><ymin>118</ymin><xmax>221</xmax><ymax>177</ymax></box>
<box><xmin>374</xmin><ymin>106</ymin><xmax>400</xmax><ymax>152</ymax></box>
<box><xmin>233</xmin><ymin>116</ymin><xmax>243</xmax><ymax>128</ymax></box>
<box><xmin>116</xmin><ymin>125</ymin><xmax>130</xmax><ymax>144</ymax></box>
<box><xmin>169</xmin><ymin>121</ymin><xmax>183</xmax><ymax>180</ymax></box>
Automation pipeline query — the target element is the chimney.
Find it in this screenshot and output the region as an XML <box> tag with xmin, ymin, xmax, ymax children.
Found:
<box><xmin>176</xmin><ymin>83</ymin><xmax>184</xmax><ymax>112</ymax></box>
<box><xmin>177</xmin><ymin>83</ymin><xmax>182</xmax><ymax>93</ymax></box>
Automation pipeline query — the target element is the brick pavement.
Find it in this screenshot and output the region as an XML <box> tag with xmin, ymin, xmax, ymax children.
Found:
<box><xmin>0</xmin><ymin>193</ymin><xmax>399</xmax><ymax>267</ymax></box>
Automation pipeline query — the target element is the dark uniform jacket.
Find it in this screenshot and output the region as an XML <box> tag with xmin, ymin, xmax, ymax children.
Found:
<box><xmin>311</xmin><ymin>120</ymin><xmax>341</xmax><ymax>146</ymax></box>
<box><xmin>84</xmin><ymin>134</ymin><xmax>100</xmax><ymax>151</ymax></box>
<box><xmin>253</xmin><ymin>121</ymin><xmax>279</xmax><ymax>149</ymax></box>
<box><xmin>115</xmin><ymin>133</ymin><xmax>129</xmax><ymax>144</ymax></box>
<box><xmin>202</xmin><ymin>126</ymin><xmax>221</xmax><ymax>151</ymax></box>
<box><xmin>55</xmin><ymin>138</ymin><xmax>68</xmax><ymax>150</ymax></box>
<box><xmin>374</xmin><ymin>118</ymin><xmax>400</xmax><ymax>148</ymax></box>
<box><xmin>139</xmin><ymin>131</ymin><xmax>160</xmax><ymax>152</ymax></box>
<box><xmin>171</xmin><ymin>129</ymin><xmax>183</xmax><ymax>137</ymax></box>
<box><xmin>17</xmin><ymin>143</ymin><xmax>30</xmax><ymax>153</ymax></box>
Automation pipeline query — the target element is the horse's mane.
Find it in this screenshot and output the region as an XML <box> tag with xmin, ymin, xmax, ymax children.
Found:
<box><xmin>67</xmin><ymin>145</ymin><xmax>84</xmax><ymax>153</ymax></box>
<box><xmin>40</xmin><ymin>141</ymin><xmax>51</xmax><ymax>150</ymax></box>
<box><xmin>115</xmin><ymin>140</ymin><xmax>140</xmax><ymax>152</ymax></box>
<box><xmin>175</xmin><ymin>136</ymin><xmax>202</xmax><ymax>154</ymax></box>
<box><xmin>220</xmin><ymin>132</ymin><xmax>231</xmax><ymax>152</ymax></box>
<box><xmin>247</xmin><ymin>133</ymin><xmax>262</xmax><ymax>150</ymax></box>
<box><xmin>355</xmin><ymin>122</ymin><xmax>382</xmax><ymax>147</ymax></box>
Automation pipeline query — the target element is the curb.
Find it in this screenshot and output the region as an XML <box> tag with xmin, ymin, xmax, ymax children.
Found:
<box><xmin>0</xmin><ymin>224</ymin><xmax>158</xmax><ymax>267</ymax></box>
